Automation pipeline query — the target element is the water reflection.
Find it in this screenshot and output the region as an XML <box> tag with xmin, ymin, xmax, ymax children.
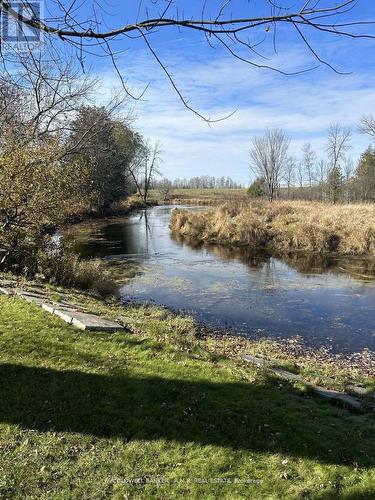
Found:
<box><xmin>63</xmin><ymin>206</ymin><xmax>375</xmax><ymax>354</ymax></box>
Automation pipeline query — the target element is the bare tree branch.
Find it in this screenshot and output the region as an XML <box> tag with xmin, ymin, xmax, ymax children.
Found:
<box><xmin>0</xmin><ymin>1</ymin><xmax>374</xmax><ymax>121</ymax></box>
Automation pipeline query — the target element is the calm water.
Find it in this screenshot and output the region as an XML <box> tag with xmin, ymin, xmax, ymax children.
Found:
<box><xmin>65</xmin><ymin>205</ymin><xmax>375</xmax><ymax>355</ymax></box>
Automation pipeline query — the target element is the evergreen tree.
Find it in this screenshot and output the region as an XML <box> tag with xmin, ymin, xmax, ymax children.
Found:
<box><xmin>247</xmin><ymin>178</ymin><xmax>266</xmax><ymax>198</ymax></box>
<box><xmin>327</xmin><ymin>165</ymin><xmax>344</xmax><ymax>204</ymax></box>
<box><xmin>355</xmin><ymin>146</ymin><xmax>375</xmax><ymax>201</ymax></box>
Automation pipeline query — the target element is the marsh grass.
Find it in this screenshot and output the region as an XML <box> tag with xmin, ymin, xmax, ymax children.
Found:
<box><xmin>170</xmin><ymin>201</ymin><xmax>375</xmax><ymax>256</ymax></box>
<box><xmin>41</xmin><ymin>252</ymin><xmax>117</xmax><ymax>298</ymax></box>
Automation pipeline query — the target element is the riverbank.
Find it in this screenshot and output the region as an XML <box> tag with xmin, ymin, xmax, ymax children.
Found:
<box><xmin>170</xmin><ymin>201</ymin><xmax>375</xmax><ymax>257</ymax></box>
<box><xmin>0</xmin><ymin>281</ymin><xmax>374</xmax><ymax>498</ymax></box>
<box><xmin>2</xmin><ymin>275</ymin><xmax>375</xmax><ymax>380</ymax></box>
<box><xmin>61</xmin><ymin>195</ymin><xmax>159</xmax><ymax>227</ymax></box>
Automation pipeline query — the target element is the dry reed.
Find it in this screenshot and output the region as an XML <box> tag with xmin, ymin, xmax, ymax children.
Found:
<box><xmin>170</xmin><ymin>201</ymin><xmax>375</xmax><ymax>256</ymax></box>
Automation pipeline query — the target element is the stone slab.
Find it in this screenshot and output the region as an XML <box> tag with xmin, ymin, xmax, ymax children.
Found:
<box><xmin>346</xmin><ymin>385</ymin><xmax>368</xmax><ymax>397</ymax></box>
<box><xmin>243</xmin><ymin>355</ymin><xmax>271</xmax><ymax>368</ymax></box>
<box><xmin>3</xmin><ymin>287</ymin><xmax>124</xmax><ymax>333</ymax></box>
<box><xmin>41</xmin><ymin>303</ymin><xmax>56</xmax><ymax>314</ymax></box>
<box><xmin>244</xmin><ymin>354</ymin><xmax>363</xmax><ymax>411</ymax></box>
<box><xmin>53</xmin><ymin>307</ymin><xmax>123</xmax><ymax>332</ymax></box>
<box><xmin>17</xmin><ymin>292</ymin><xmax>46</xmax><ymax>306</ymax></box>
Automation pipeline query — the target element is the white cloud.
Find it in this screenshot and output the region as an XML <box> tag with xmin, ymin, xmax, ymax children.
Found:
<box><xmin>96</xmin><ymin>46</ymin><xmax>375</xmax><ymax>183</ymax></box>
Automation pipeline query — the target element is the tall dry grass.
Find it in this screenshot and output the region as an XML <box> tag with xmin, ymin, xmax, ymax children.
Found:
<box><xmin>170</xmin><ymin>201</ymin><xmax>375</xmax><ymax>256</ymax></box>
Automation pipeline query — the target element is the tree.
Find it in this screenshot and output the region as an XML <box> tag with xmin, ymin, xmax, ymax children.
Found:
<box><xmin>326</xmin><ymin>165</ymin><xmax>344</xmax><ymax>204</ymax></box>
<box><xmin>326</xmin><ymin>124</ymin><xmax>351</xmax><ymax>204</ymax></box>
<box><xmin>343</xmin><ymin>157</ymin><xmax>355</xmax><ymax>203</ymax></box>
<box><xmin>0</xmin><ymin>129</ymin><xmax>82</xmax><ymax>272</ymax></box>
<box><xmin>157</xmin><ymin>178</ymin><xmax>172</xmax><ymax>203</ymax></box>
<box><xmin>0</xmin><ymin>46</ymin><xmax>96</xmax><ymax>143</ymax></box>
<box><xmin>302</xmin><ymin>143</ymin><xmax>317</xmax><ymax>193</ymax></box>
<box><xmin>0</xmin><ymin>47</ymin><xmax>145</xmax><ymax>274</ymax></box>
<box><xmin>250</xmin><ymin>129</ymin><xmax>290</xmax><ymax>202</ymax></box>
<box><xmin>355</xmin><ymin>146</ymin><xmax>375</xmax><ymax>202</ymax></box>
<box><xmin>296</xmin><ymin>161</ymin><xmax>305</xmax><ymax>197</ymax></box>
<box><xmin>128</xmin><ymin>140</ymin><xmax>162</xmax><ymax>204</ymax></box>
<box><xmin>1</xmin><ymin>1</ymin><xmax>374</xmax><ymax>121</ymax></box>
<box><xmin>247</xmin><ymin>178</ymin><xmax>266</xmax><ymax>198</ymax></box>
<box><xmin>68</xmin><ymin>106</ymin><xmax>139</xmax><ymax>212</ymax></box>
<box><xmin>317</xmin><ymin>160</ymin><xmax>328</xmax><ymax>202</ymax></box>
<box><xmin>283</xmin><ymin>157</ymin><xmax>296</xmax><ymax>199</ymax></box>
<box><xmin>359</xmin><ymin>115</ymin><xmax>375</xmax><ymax>141</ymax></box>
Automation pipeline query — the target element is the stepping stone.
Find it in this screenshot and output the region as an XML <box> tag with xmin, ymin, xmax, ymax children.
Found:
<box><xmin>17</xmin><ymin>291</ymin><xmax>47</xmax><ymax>306</ymax></box>
<box><xmin>243</xmin><ymin>354</ymin><xmax>271</xmax><ymax>368</ymax></box>
<box><xmin>41</xmin><ymin>303</ymin><xmax>56</xmax><ymax>314</ymax></box>
<box><xmin>309</xmin><ymin>385</ymin><xmax>362</xmax><ymax>411</ymax></box>
<box><xmin>346</xmin><ymin>385</ymin><xmax>369</xmax><ymax>397</ymax></box>
<box><xmin>244</xmin><ymin>354</ymin><xmax>363</xmax><ymax>411</ymax></box>
<box><xmin>53</xmin><ymin>307</ymin><xmax>123</xmax><ymax>332</ymax></box>
<box><xmin>13</xmin><ymin>288</ymin><xmax>123</xmax><ymax>333</ymax></box>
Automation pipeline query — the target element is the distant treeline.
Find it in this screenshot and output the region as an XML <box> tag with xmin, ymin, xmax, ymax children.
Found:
<box><xmin>153</xmin><ymin>176</ymin><xmax>243</xmax><ymax>190</ymax></box>
<box><xmin>248</xmin><ymin>125</ymin><xmax>375</xmax><ymax>203</ymax></box>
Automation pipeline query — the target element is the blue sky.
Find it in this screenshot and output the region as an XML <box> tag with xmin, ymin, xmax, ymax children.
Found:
<box><xmin>45</xmin><ymin>1</ymin><xmax>375</xmax><ymax>183</ymax></box>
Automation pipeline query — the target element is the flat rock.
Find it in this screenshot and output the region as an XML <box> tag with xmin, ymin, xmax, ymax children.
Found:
<box><xmin>243</xmin><ymin>354</ymin><xmax>272</xmax><ymax>368</ymax></box>
<box><xmin>346</xmin><ymin>385</ymin><xmax>369</xmax><ymax>397</ymax></box>
<box><xmin>310</xmin><ymin>385</ymin><xmax>362</xmax><ymax>410</ymax></box>
<box><xmin>17</xmin><ymin>291</ymin><xmax>47</xmax><ymax>306</ymax></box>
<box><xmin>243</xmin><ymin>354</ymin><xmax>363</xmax><ymax>411</ymax></box>
<box><xmin>72</xmin><ymin>313</ymin><xmax>124</xmax><ymax>332</ymax></box>
<box><xmin>41</xmin><ymin>303</ymin><xmax>56</xmax><ymax>314</ymax></box>
<box><xmin>13</xmin><ymin>288</ymin><xmax>124</xmax><ymax>333</ymax></box>
<box><xmin>53</xmin><ymin>307</ymin><xmax>123</xmax><ymax>332</ymax></box>
<box><xmin>271</xmin><ymin>368</ymin><xmax>305</xmax><ymax>383</ymax></box>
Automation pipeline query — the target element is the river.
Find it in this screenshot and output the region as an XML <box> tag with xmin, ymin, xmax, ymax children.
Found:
<box><xmin>65</xmin><ymin>205</ymin><xmax>375</xmax><ymax>355</ymax></box>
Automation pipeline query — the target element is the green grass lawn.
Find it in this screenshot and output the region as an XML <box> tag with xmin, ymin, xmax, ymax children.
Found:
<box><xmin>0</xmin><ymin>295</ymin><xmax>374</xmax><ymax>499</ymax></box>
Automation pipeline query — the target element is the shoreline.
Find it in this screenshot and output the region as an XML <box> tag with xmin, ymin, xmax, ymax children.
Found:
<box><xmin>1</xmin><ymin>275</ymin><xmax>374</xmax><ymax>403</ymax></box>
<box><xmin>121</xmin><ymin>297</ymin><xmax>375</xmax><ymax>378</ymax></box>
<box><xmin>60</xmin><ymin>198</ymin><xmax>160</xmax><ymax>229</ymax></box>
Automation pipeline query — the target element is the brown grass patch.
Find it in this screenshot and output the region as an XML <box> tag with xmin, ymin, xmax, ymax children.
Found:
<box><xmin>170</xmin><ymin>201</ymin><xmax>375</xmax><ymax>256</ymax></box>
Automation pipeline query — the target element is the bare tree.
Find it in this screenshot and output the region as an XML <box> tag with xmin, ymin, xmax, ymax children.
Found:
<box><xmin>343</xmin><ymin>157</ymin><xmax>355</xmax><ymax>203</ymax></box>
<box><xmin>283</xmin><ymin>156</ymin><xmax>296</xmax><ymax>199</ymax></box>
<box><xmin>1</xmin><ymin>1</ymin><xmax>375</xmax><ymax>121</ymax></box>
<box><xmin>250</xmin><ymin>129</ymin><xmax>290</xmax><ymax>202</ymax></box>
<box><xmin>326</xmin><ymin>124</ymin><xmax>351</xmax><ymax>203</ymax></box>
<box><xmin>0</xmin><ymin>44</ymin><xmax>100</xmax><ymax>148</ymax></box>
<box><xmin>302</xmin><ymin>142</ymin><xmax>317</xmax><ymax>194</ymax></box>
<box><xmin>327</xmin><ymin>124</ymin><xmax>352</xmax><ymax>171</ymax></box>
<box><xmin>129</xmin><ymin>140</ymin><xmax>162</xmax><ymax>204</ymax></box>
<box><xmin>327</xmin><ymin>123</ymin><xmax>351</xmax><ymax>167</ymax></box>
<box><xmin>297</xmin><ymin>161</ymin><xmax>304</xmax><ymax>191</ymax></box>
<box><xmin>317</xmin><ymin>160</ymin><xmax>328</xmax><ymax>202</ymax></box>
<box><xmin>359</xmin><ymin>115</ymin><xmax>375</xmax><ymax>140</ymax></box>
<box><xmin>157</xmin><ymin>178</ymin><xmax>172</xmax><ymax>203</ymax></box>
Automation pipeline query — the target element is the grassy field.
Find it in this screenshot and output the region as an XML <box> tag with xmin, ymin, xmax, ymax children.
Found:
<box><xmin>148</xmin><ymin>188</ymin><xmax>248</xmax><ymax>205</ymax></box>
<box><xmin>0</xmin><ymin>291</ymin><xmax>374</xmax><ymax>499</ymax></box>
<box><xmin>170</xmin><ymin>200</ymin><xmax>375</xmax><ymax>257</ymax></box>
